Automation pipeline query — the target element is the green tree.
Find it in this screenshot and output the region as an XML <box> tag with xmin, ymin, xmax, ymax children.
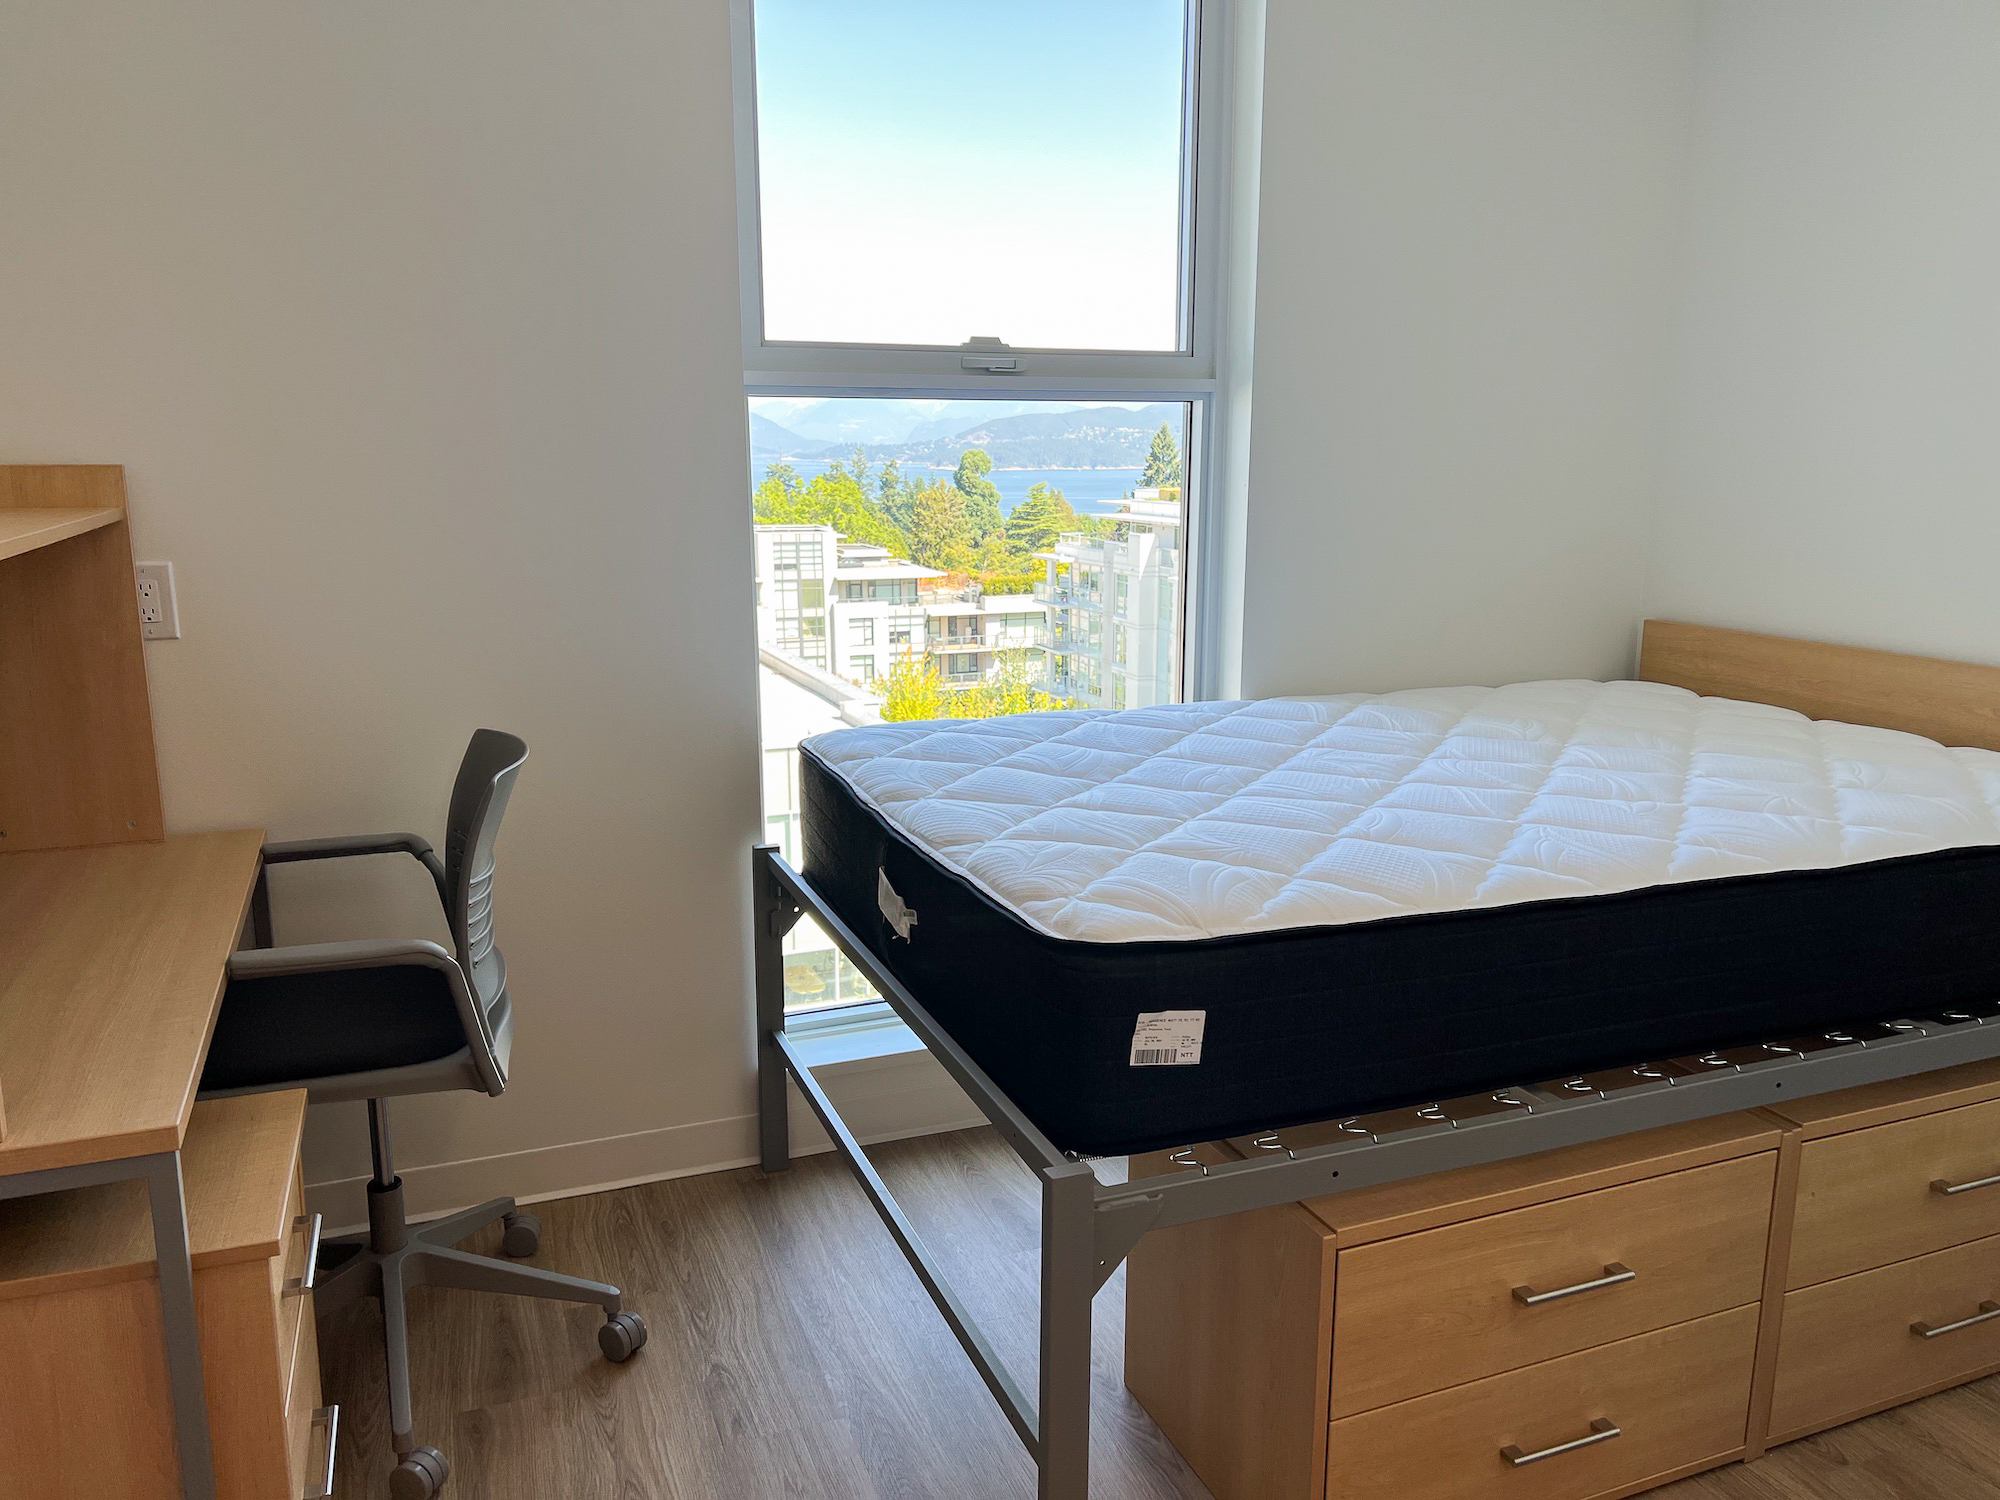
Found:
<box><xmin>1005</xmin><ymin>482</ymin><xmax>1079</xmax><ymax>555</ymax></box>
<box><xmin>1140</xmin><ymin>422</ymin><xmax>1184</xmax><ymax>489</ymax></box>
<box><xmin>953</xmin><ymin>650</ymin><xmax>1076</xmax><ymax>718</ymax></box>
<box><xmin>905</xmin><ymin>480</ymin><xmax>977</xmax><ymax>572</ymax></box>
<box><xmin>878</xmin><ymin>652</ymin><xmax>953</xmax><ymax>723</ymax></box>
<box><xmin>753</xmin><ymin>465</ymin><xmax>908</xmax><ymax>554</ymax></box>
<box><xmin>952</xmin><ymin>448</ymin><xmax>1007</xmax><ymax>542</ymax></box>
<box><xmin>760</xmin><ymin>461</ymin><xmax>802</xmax><ymax>498</ymax></box>
<box><xmin>879</xmin><ymin>649</ymin><xmax>1075</xmax><ymax>723</ymax></box>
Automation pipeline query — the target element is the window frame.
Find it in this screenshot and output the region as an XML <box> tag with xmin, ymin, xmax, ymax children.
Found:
<box><xmin>734</xmin><ymin>0</ymin><xmax>1243</xmax><ymax>1021</ymax></box>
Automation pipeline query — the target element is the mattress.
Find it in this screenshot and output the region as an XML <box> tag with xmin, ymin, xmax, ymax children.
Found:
<box><xmin>799</xmin><ymin>679</ymin><xmax>2000</xmax><ymax>1156</ymax></box>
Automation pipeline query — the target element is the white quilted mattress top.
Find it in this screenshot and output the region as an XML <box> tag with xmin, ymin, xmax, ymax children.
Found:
<box><xmin>804</xmin><ymin>680</ymin><xmax>2000</xmax><ymax>944</ymax></box>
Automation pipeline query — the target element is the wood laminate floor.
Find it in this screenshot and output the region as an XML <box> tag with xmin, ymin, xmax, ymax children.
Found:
<box><xmin>322</xmin><ymin>1127</ymin><xmax>2000</xmax><ymax>1499</ymax></box>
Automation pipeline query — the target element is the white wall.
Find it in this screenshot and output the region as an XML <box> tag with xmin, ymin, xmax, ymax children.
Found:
<box><xmin>1650</xmin><ymin>0</ymin><xmax>2000</xmax><ymax>662</ymax></box>
<box><xmin>1239</xmin><ymin>0</ymin><xmax>1697</xmax><ymax>696</ymax></box>
<box><xmin>0</xmin><ymin>3</ymin><xmax>771</xmax><ymax>1212</ymax></box>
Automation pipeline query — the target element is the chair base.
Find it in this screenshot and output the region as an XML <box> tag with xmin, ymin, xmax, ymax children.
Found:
<box><xmin>317</xmin><ymin>1175</ymin><xmax>639</xmax><ymax>1490</ymax></box>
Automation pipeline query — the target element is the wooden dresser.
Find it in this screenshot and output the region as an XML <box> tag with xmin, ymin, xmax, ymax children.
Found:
<box><xmin>0</xmin><ymin>1090</ymin><xmax>329</xmax><ymax>1500</ymax></box>
<box><xmin>1127</xmin><ymin>1064</ymin><xmax>2000</xmax><ymax>1500</ymax></box>
<box><xmin>1762</xmin><ymin>1056</ymin><xmax>2000</xmax><ymax>1447</ymax></box>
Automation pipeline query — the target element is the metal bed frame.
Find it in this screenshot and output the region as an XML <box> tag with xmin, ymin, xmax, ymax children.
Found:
<box><xmin>754</xmin><ymin>842</ymin><xmax>2000</xmax><ymax>1499</ymax></box>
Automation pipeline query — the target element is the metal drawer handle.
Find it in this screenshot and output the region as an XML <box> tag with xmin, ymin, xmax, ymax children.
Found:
<box><xmin>1501</xmin><ymin>1417</ymin><xmax>1622</xmax><ymax>1467</ymax></box>
<box><xmin>285</xmin><ymin>1213</ymin><xmax>323</xmax><ymax>1296</ymax></box>
<box><xmin>304</xmin><ymin>1404</ymin><xmax>339</xmax><ymax>1499</ymax></box>
<box><xmin>1513</xmin><ymin>1262</ymin><xmax>1636</xmax><ymax>1307</ymax></box>
<box><xmin>1912</xmin><ymin>1300</ymin><xmax>2000</xmax><ymax>1339</ymax></box>
<box><xmin>1931</xmin><ymin>1172</ymin><xmax>2000</xmax><ymax>1197</ymax></box>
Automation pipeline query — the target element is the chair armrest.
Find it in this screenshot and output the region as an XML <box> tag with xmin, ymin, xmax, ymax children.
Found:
<box><xmin>262</xmin><ymin>832</ymin><xmax>435</xmax><ymax>863</ymax></box>
<box><xmin>227</xmin><ymin>937</ymin><xmax>461</xmax><ymax>981</ymax></box>
<box><xmin>260</xmin><ymin>834</ymin><xmax>449</xmax><ymax>912</ymax></box>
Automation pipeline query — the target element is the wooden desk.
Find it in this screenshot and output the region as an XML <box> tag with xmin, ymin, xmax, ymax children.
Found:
<box><xmin>0</xmin><ymin>831</ymin><xmax>265</xmax><ymax>1500</ymax></box>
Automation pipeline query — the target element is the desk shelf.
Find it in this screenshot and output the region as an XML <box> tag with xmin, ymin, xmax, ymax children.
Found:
<box><xmin>0</xmin><ymin>505</ymin><xmax>124</xmax><ymax>563</ymax></box>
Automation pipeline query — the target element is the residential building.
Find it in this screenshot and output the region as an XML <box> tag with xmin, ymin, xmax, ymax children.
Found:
<box><xmin>923</xmin><ymin>589</ymin><xmax>1049</xmax><ymax>687</ymax></box>
<box><xmin>1039</xmin><ymin>489</ymin><xmax>1183</xmax><ymax>710</ymax></box>
<box><xmin>752</xmin><ymin>525</ymin><xmax>941</xmax><ymax>687</ymax></box>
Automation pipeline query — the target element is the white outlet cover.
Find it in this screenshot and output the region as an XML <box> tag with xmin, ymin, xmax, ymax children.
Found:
<box><xmin>135</xmin><ymin>561</ymin><xmax>180</xmax><ymax>640</ymax></box>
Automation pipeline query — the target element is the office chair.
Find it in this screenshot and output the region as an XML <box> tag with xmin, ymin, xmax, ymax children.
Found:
<box><xmin>199</xmin><ymin>729</ymin><xmax>646</xmax><ymax>1500</ymax></box>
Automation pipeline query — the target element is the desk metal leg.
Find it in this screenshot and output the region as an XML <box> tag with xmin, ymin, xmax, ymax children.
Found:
<box><xmin>146</xmin><ymin>1151</ymin><xmax>218</xmax><ymax>1500</ymax></box>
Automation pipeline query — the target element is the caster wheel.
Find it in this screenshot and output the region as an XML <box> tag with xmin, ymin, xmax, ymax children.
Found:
<box><xmin>499</xmin><ymin>1210</ymin><xmax>541</xmax><ymax>1258</ymax></box>
<box><xmin>390</xmin><ymin>1445</ymin><xmax>450</xmax><ymax>1500</ymax></box>
<box><xmin>599</xmin><ymin>1310</ymin><xmax>649</xmax><ymax>1363</ymax></box>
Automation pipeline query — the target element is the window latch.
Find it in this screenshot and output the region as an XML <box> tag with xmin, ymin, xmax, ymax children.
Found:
<box><xmin>960</xmin><ymin>336</ymin><xmax>1024</xmax><ymax>375</ymax></box>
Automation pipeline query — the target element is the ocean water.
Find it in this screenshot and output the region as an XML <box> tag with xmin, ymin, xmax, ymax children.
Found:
<box><xmin>756</xmin><ymin>459</ymin><xmax>1145</xmax><ymax>518</ymax></box>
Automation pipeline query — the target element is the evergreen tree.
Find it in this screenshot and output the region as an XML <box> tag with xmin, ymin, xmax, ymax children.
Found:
<box><xmin>1005</xmin><ymin>483</ymin><xmax>1079</xmax><ymax>555</ymax></box>
<box><xmin>1140</xmin><ymin>422</ymin><xmax>1184</xmax><ymax>489</ymax></box>
<box><xmin>877</xmin><ymin>460</ymin><xmax>921</xmax><ymax>534</ymax></box>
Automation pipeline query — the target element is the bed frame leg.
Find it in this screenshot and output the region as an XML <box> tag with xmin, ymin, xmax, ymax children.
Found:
<box><xmin>754</xmin><ymin>846</ymin><xmax>793</xmax><ymax>1174</ymax></box>
<box><xmin>1038</xmin><ymin>1162</ymin><xmax>1098</xmax><ymax>1500</ymax></box>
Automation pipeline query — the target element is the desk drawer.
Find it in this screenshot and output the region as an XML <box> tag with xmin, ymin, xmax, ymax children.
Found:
<box><xmin>1330</xmin><ymin>1153</ymin><xmax>1774</xmax><ymax>1416</ymax></box>
<box><xmin>1789</xmin><ymin>1096</ymin><xmax>2000</xmax><ymax>1288</ymax></box>
<box><xmin>286</xmin><ymin>1310</ymin><xmax>328</xmax><ymax>1499</ymax></box>
<box><xmin>275</xmin><ymin>1171</ymin><xmax>318</xmax><ymax>1390</ymax></box>
<box><xmin>1769</xmin><ymin>1231</ymin><xmax>2000</xmax><ymax>1442</ymax></box>
<box><xmin>1326</xmin><ymin>1305</ymin><xmax>1755</xmax><ymax>1500</ymax></box>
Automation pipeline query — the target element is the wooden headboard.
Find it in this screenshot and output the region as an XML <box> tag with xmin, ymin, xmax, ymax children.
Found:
<box><xmin>1638</xmin><ymin>620</ymin><xmax>2000</xmax><ymax>753</ymax></box>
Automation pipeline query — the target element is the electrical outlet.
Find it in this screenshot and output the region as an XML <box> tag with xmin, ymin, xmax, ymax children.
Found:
<box><xmin>135</xmin><ymin>561</ymin><xmax>180</xmax><ymax>640</ymax></box>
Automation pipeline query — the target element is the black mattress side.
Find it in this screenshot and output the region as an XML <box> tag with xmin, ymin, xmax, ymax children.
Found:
<box><xmin>799</xmin><ymin>741</ymin><xmax>2000</xmax><ymax>1158</ymax></box>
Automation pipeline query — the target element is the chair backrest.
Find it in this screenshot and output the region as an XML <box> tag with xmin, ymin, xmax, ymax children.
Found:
<box><xmin>444</xmin><ymin>730</ymin><xmax>528</xmax><ymax>1032</ymax></box>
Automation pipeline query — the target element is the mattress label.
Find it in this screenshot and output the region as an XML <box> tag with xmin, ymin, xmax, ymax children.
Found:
<box><xmin>878</xmin><ymin>870</ymin><xmax>918</xmax><ymax>941</ymax></box>
<box><xmin>1130</xmin><ymin>1011</ymin><xmax>1206</xmax><ymax>1067</ymax></box>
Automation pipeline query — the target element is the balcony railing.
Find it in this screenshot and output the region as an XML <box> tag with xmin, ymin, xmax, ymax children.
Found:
<box><xmin>927</xmin><ymin>628</ymin><xmax>1051</xmax><ymax>654</ymax></box>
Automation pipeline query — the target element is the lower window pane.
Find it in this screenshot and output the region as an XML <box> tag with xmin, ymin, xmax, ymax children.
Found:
<box><xmin>750</xmin><ymin>397</ymin><xmax>1191</xmax><ymax>1012</ymax></box>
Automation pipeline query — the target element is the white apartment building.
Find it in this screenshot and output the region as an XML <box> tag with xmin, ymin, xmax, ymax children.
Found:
<box><xmin>1038</xmin><ymin>489</ymin><xmax>1183</xmax><ymax>710</ymax></box>
<box><xmin>924</xmin><ymin>591</ymin><xmax>1048</xmax><ymax>687</ymax></box>
<box><xmin>752</xmin><ymin>525</ymin><xmax>941</xmax><ymax>686</ymax></box>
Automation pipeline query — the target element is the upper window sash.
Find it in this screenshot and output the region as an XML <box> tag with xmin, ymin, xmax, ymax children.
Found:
<box><xmin>731</xmin><ymin>0</ymin><xmax>1229</xmax><ymax>388</ymax></box>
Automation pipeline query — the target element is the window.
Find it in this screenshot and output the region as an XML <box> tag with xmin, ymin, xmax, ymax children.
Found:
<box><xmin>748</xmin><ymin>0</ymin><xmax>1195</xmax><ymax>353</ymax></box>
<box><xmin>740</xmin><ymin>1</ymin><xmax>1225</xmax><ymax>1015</ymax></box>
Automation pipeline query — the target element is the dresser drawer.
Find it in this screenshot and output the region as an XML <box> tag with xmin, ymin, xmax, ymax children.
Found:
<box><xmin>1788</xmin><ymin>1095</ymin><xmax>2000</xmax><ymax>1288</ymax></box>
<box><xmin>1330</xmin><ymin>1153</ymin><xmax>1774</xmax><ymax>1416</ymax></box>
<box><xmin>1769</xmin><ymin>1231</ymin><xmax>2000</xmax><ymax>1442</ymax></box>
<box><xmin>1326</xmin><ymin>1305</ymin><xmax>1756</xmax><ymax>1500</ymax></box>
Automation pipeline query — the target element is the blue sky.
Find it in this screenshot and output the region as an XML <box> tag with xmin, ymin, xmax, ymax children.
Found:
<box><xmin>752</xmin><ymin>0</ymin><xmax>1189</xmax><ymax>350</ymax></box>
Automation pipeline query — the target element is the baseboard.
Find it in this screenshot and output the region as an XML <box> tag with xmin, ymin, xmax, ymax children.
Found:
<box><xmin>306</xmin><ymin>1044</ymin><xmax>986</xmax><ymax>1234</ymax></box>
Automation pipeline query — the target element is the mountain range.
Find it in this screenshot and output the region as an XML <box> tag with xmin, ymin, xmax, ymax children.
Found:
<box><xmin>750</xmin><ymin>400</ymin><xmax>1181</xmax><ymax>472</ymax></box>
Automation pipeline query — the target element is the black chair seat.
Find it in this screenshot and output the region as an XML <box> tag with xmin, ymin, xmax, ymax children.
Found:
<box><xmin>201</xmin><ymin>965</ymin><xmax>468</xmax><ymax>1093</ymax></box>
